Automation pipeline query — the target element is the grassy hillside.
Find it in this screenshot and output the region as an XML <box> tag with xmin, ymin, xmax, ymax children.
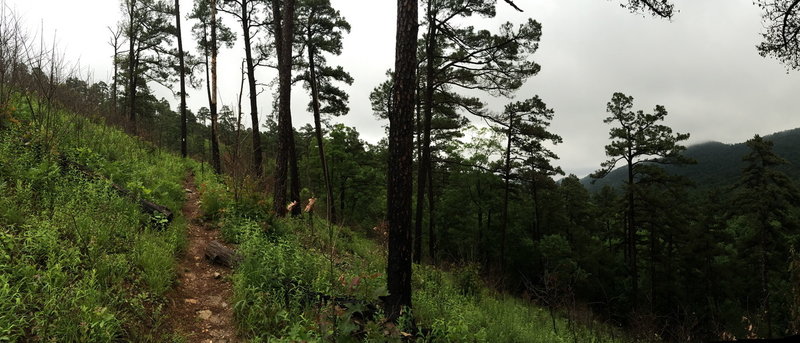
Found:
<box><xmin>583</xmin><ymin>127</ymin><xmax>800</xmax><ymax>192</ymax></box>
<box><xmin>0</xmin><ymin>97</ymin><xmax>214</xmax><ymax>341</ymax></box>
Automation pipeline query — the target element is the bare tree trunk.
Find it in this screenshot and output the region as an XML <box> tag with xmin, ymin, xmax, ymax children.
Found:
<box><xmin>307</xmin><ymin>38</ymin><xmax>336</xmax><ymax>223</ymax></box>
<box><xmin>241</xmin><ymin>0</ymin><xmax>263</xmax><ymax>177</ymax></box>
<box><xmin>234</xmin><ymin>60</ymin><xmax>245</xmax><ymax>201</ymax></box>
<box><xmin>127</xmin><ymin>0</ymin><xmax>138</xmax><ymax>134</ymax></box>
<box><xmin>427</xmin><ymin>161</ymin><xmax>436</xmax><ymax>263</ymax></box>
<box><xmin>210</xmin><ymin>0</ymin><xmax>221</xmax><ymax>173</ymax></box>
<box><xmin>272</xmin><ymin>0</ymin><xmax>288</xmax><ymax>215</ymax></box>
<box><xmin>202</xmin><ymin>22</ymin><xmax>213</xmax><ymax>162</ymax></box>
<box><xmin>501</xmin><ymin>111</ymin><xmax>514</xmax><ymax>276</ymax></box>
<box><xmin>285</xmin><ymin>0</ymin><xmax>301</xmax><ymax>218</ymax></box>
<box><xmin>417</xmin><ymin>1</ymin><xmax>436</xmax><ymax>264</ymax></box>
<box><xmin>386</xmin><ymin>0</ymin><xmax>418</xmax><ymax>321</ymax></box>
<box><xmin>176</xmin><ymin>0</ymin><xmax>188</xmax><ymax>158</ymax></box>
<box><xmin>626</xmin><ymin>156</ymin><xmax>638</xmax><ymax>308</ymax></box>
<box><xmin>413</xmin><ymin>82</ymin><xmax>422</xmax><ymax>263</ymax></box>
<box><xmin>273</xmin><ymin>0</ymin><xmax>299</xmax><ymax>217</ymax></box>
<box><xmin>108</xmin><ymin>26</ymin><xmax>122</xmax><ymax>118</ymax></box>
<box><xmin>531</xmin><ymin>181</ymin><xmax>541</xmax><ymax>241</ymax></box>
<box><xmin>289</xmin><ymin>125</ymin><xmax>301</xmax><ymax>216</ymax></box>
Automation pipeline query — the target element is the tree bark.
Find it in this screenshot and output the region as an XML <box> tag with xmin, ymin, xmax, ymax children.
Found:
<box><xmin>340</xmin><ymin>176</ymin><xmax>346</xmax><ymax>222</ymax></box>
<box><xmin>241</xmin><ymin>0</ymin><xmax>263</xmax><ymax>177</ymax></box>
<box><xmin>205</xmin><ymin>240</ymin><xmax>241</xmax><ymax>268</ymax></box>
<box><xmin>501</xmin><ymin>111</ymin><xmax>513</xmax><ymax>275</ymax></box>
<box><xmin>289</xmin><ymin>123</ymin><xmax>301</xmax><ymax>216</ymax></box>
<box><xmin>210</xmin><ymin>0</ymin><xmax>221</xmax><ymax>173</ymax></box>
<box><xmin>427</xmin><ymin>161</ymin><xmax>436</xmax><ymax>263</ymax></box>
<box><xmin>109</xmin><ymin>26</ymin><xmax>121</xmax><ymax>118</ymax></box>
<box><xmin>626</xmin><ymin>155</ymin><xmax>638</xmax><ymax>308</ymax></box>
<box><xmin>476</xmin><ymin>179</ymin><xmax>484</xmax><ymax>262</ymax></box>
<box><xmin>386</xmin><ymin>0</ymin><xmax>418</xmax><ymax>321</ymax></box>
<box><xmin>413</xmin><ymin>81</ymin><xmax>422</xmax><ymax>264</ymax></box>
<box><xmin>272</xmin><ymin>0</ymin><xmax>299</xmax><ymax>217</ymax></box>
<box><xmin>531</xmin><ymin>180</ymin><xmax>541</xmax><ymax>241</ymax></box>
<box><xmin>175</xmin><ymin>0</ymin><xmax>188</xmax><ymax>158</ymax></box>
<box><xmin>127</xmin><ymin>0</ymin><xmax>138</xmax><ymax>134</ymax></box>
<box><xmin>307</xmin><ymin>32</ymin><xmax>336</xmax><ymax>223</ymax></box>
<box><xmin>417</xmin><ymin>0</ymin><xmax>436</xmax><ymax>264</ymax></box>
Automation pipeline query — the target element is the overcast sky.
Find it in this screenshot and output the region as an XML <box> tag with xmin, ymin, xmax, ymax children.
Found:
<box><xmin>7</xmin><ymin>0</ymin><xmax>800</xmax><ymax>177</ymax></box>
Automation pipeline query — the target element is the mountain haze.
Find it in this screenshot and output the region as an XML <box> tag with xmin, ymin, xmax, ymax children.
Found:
<box><xmin>582</xmin><ymin>127</ymin><xmax>800</xmax><ymax>191</ymax></box>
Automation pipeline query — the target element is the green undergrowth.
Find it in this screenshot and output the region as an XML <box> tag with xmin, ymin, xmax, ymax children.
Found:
<box><xmin>0</xmin><ymin>101</ymin><xmax>195</xmax><ymax>341</ymax></box>
<box><xmin>198</xmin><ymin>179</ymin><xmax>622</xmax><ymax>342</ymax></box>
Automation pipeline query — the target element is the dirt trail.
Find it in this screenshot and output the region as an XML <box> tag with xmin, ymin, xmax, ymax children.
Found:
<box><xmin>164</xmin><ymin>175</ymin><xmax>239</xmax><ymax>343</ymax></box>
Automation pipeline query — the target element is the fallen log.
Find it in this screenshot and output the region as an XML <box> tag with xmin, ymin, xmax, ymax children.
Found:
<box><xmin>204</xmin><ymin>240</ymin><xmax>241</xmax><ymax>268</ymax></box>
<box><xmin>58</xmin><ymin>155</ymin><xmax>174</xmax><ymax>223</ymax></box>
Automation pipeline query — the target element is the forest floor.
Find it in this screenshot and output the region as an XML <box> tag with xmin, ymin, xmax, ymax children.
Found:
<box><xmin>163</xmin><ymin>174</ymin><xmax>239</xmax><ymax>343</ymax></box>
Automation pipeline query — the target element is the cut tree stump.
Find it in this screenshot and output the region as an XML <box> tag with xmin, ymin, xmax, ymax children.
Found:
<box><xmin>204</xmin><ymin>240</ymin><xmax>241</xmax><ymax>268</ymax></box>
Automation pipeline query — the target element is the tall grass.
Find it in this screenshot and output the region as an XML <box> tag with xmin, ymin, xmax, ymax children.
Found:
<box><xmin>0</xmin><ymin>101</ymin><xmax>191</xmax><ymax>341</ymax></box>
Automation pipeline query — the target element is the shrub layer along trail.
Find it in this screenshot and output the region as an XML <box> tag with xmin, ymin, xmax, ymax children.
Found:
<box><xmin>164</xmin><ymin>174</ymin><xmax>239</xmax><ymax>342</ymax></box>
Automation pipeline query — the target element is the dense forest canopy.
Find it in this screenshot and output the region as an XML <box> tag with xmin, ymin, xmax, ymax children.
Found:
<box><xmin>2</xmin><ymin>0</ymin><xmax>800</xmax><ymax>341</ymax></box>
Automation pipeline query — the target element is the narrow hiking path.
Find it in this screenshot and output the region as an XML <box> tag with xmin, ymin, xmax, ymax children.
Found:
<box><xmin>164</xmin><ymin>174</ymin><xmax>239</xmax><ymax>343</ymax></box>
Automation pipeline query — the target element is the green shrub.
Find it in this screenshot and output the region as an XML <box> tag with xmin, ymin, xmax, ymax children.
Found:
<box><xmin>233</xmin><ymin>231</ymin><xmax>325</xmax><ymax>339</ymax></box>
<box><xmin>0</xmin><ymin>94</ymin><xmax>194</xmax><ymax>341</ymax></box>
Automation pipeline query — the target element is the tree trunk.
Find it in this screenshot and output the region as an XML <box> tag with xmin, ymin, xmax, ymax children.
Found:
<box><xmin>339</xmin><ymin>176</ymin><xmax>347</xmax><ymax>224</ymax></box>
<box><xmin>289</xmin><ymin>124</ymin><xmax>301</xmax><ymax>216</ymax></box>
<box><xmin>205</xmin><ymin>240</ymin><xmax>241</xmax><ymax>268</ymax></box>
<box><xmin>427</xmin><ymin>163</ymin><xmax>436</xmax><ymax>263</ymax></box>
<box><xmin>417</xmin><ymin>1</ymin><xmax>436</xmax><ymax>264</ymax></box>
<box><xmin>476</xmin><ymin>179</ymin><xmax>483</xmax><ymax>262</ymax></box>
<box><xmin>210</xmin><ymin>0</ymin><xmax>221</xmax><ymax>173</ymax></box>
<box><xmin>241</xmin><ymin>0</ymin><xmax>263</xmax><ymax>177</ymax></box>
<box><xmin>111</xmin><ymin>31</ymin><xmax>119</xmax><ymax>118</ymax></box>
<box><xmin>386</xmin><ymin>0</ymin><xmax>418</xmax><ymax>321</ymax></box>
<box><xmin>127</xmin><ymin>0</ymin><xmax>138</xmax><ymax>134</ymax></box>
<box><xmin>235</xmin><ymin>60</ymin><xmax>245</xmax><ymax>201</ymax></box>
<box><xmin>286</xmin><ymin>0</ymin><xmax>301</xmax><ymax>218</ymax></box>
<box><xmin>531</xmin><ymin>180</ymin><xmax>540</xmax><ymax>241</ymax></box>
<box><xmin>202</xmin><ymin>22</ymin><xmax>213</xmax><ymax>165</ymax></box>
<box><xmin>501</xmin><ymin>111</ymin><xmax>513</xmax><ymax>275</ymax></box>
<box><xmin>272</xmin><ymin>0</ymin><xmax>299</xmax><ymax>217</ymax></box>
<box><xmin>175</xmin><ymin>0</ymin><xmax>188</xmax><ymax>158</ymax></box>
<box><xmin>649</xmin><ymin>223</ymin><xmax>656</xmax><ymax>313</ymax></box>
<box><xmin>761</xmin><ymin>214</ymin><xmax>772</xmax><ymax>338</ymax></box>
<box><xmin>626</xmin><ymin>156</ymin><xmax>638</xmax><ymax>308</ymax></box>
<box><xmin>307</xmin><ymin>39</ymin><xmax>336</xmax><ymax>223</ymax></box>
<box><xmin>413</xmin><ymin>81</ymin><xmax>422</xmax><ymax>264</ymax></box>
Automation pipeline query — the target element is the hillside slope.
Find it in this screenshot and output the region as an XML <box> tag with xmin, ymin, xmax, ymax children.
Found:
<box><xmin>0</xmin><ymin>101</ymin><xmax>206</xmax><ymax>341</ymax></box>
<box><xmin>583</xmin><ymin>127</ymin><xmax>800</xmax><ymax>191</ymax></box>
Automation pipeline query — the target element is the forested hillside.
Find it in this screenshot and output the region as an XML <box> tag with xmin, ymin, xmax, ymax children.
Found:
<box><xmin>585</xmin><ymin>127</ymin><xmax>800</xmax><ymax>191</ymax></box>
<box><xmin>3</xmin><ymin>0</ymin><xmax>800</xmax><ymax>341</ymax></box>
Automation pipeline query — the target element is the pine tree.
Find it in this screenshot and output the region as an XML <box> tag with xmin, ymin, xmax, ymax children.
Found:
<box><xmin>484</xmin><ymin>96</ymin><xmax>561</xmax><ymax>274</ymax></box>
<box><xmin>190</xmin><ymin>0</ymin><xmax>236</xmax><ymax>173</ymax></box>
<box><xmin>592</xmin><ymin>92</ymin><xmax>690</xmax><ymax>309</ymax></box>
<box><xmin>294</xmin><ymin>0</ymin><xmax>352</xmax><ymax>223</ymax></box>
<box><xmin>732</xmin><ymin>134</ymin><xmax>799</xmax><ymax>337</ymax></box>
<box><xmin>219</xmin><ymin>0</ymin><xmax>267</xmax><ymax>177</ymax></box>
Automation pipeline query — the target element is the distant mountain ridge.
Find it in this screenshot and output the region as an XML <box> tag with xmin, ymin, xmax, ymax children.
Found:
<box><xmin>581</xmin><ymin>127</ymin><xmax>800</xmax><ymax>192</ymax></box>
